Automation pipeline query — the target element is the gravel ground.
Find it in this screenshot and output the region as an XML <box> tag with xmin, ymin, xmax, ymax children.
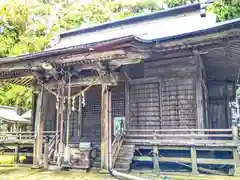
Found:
<box><xmin>0</xmin><ymin>167</ymin><xmax>239</xmax><ymax>180</ymax></box>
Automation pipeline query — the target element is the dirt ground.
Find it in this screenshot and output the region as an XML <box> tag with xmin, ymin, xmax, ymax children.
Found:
<box><xmin>0</xmin><ymin>167</ymin><xmax>239</xmax><ymax>180</ymax></box>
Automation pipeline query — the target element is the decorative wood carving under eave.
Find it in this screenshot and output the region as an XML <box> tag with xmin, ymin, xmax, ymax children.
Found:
<box><xmin>45</xmin><ymin>73</ymin><xmax>120</xmax><ymax>89</ymax></box>
<box><xmin>0</xmin><ymin>49</ymin><xmax>146</xmax><ymax>71</ymax></box>
<box><xmin>0</xmin><ymin>70</ymin><xmax>33</xmax><ymax>79</ymax></box>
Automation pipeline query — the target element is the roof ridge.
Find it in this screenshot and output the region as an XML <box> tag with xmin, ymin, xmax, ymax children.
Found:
<box><xmin>60</xmin><ymin>3</ymin><xmax>201</xmax><ymax>38</ymax></box>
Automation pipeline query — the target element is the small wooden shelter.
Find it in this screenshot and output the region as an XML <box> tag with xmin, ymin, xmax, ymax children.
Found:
<box><xmin>0</xmin><ymin>3</ymin><xmax>240</xmax><ymax>175</ymax></box>
<box><xmin>0</xmin><ymin>106</ymin><xmax>30</xmax><ymax>132</ymax></box>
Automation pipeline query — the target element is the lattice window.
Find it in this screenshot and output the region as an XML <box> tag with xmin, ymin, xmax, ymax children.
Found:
<box><xmin>129</xmin><ymin>82</ymin><xmax>161</xmax><ymax>129</ymax></box>
<box><xmin>112</xmin><ymin>100</ymin><xmax>125</xmax><ymax>117</ymax></box>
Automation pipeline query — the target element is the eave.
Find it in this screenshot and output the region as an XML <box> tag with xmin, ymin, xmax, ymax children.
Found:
<box><xmin>0</xmin><ymin>36</ymin><xmax>149</xmax><ymax>72</ymax></box>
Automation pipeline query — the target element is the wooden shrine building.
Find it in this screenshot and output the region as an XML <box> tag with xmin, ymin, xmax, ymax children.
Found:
<box><xmin>0</xmin><ymin>3</ymin><xmax>240</xmax><ymax>176</ymax></box>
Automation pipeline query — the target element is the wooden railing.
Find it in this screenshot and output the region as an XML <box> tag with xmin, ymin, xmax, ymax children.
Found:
<box><xmin>46</xmin><ymin>132</ymin><xmax>60</xmax><ymax>161</ymax></box>
<box><xmin>125</xmin><ymin>129</ymin><xmax>238</xmax><ymax>146</ymax></box>
<box><xmin>126</xmin><ymin>128</ymin><xmax>240</xmax><ymax>175</ymax></box>
<box><xmin>0</xmin><ymin>131</ymin><xmax>56</xmax><ymax>143</ymax></box>
<box><xmin>112</xmin><ymin>130</ymin><xmax>124</xmax><ymax>165</ymax></box>
<box><xmin>0</xmin><ymin>132</ymin><xmax>34</xmax><ymax>141</ymax></box>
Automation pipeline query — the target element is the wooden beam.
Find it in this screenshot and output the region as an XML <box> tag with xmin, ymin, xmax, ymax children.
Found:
<box><xmin>0</xmin><ymin>49</ymin><xmax>123</xmax><ymax>70</ymax></box>
<box><xmin>125</xmin><ymin>128</ymin><xmax>232</xmax><ymax>132</ymax></box>
<box><xmin>134</xmin><ymin>156</ymin><xmax>191</xmax><ymax>164</ymax></box>
<box><xmin>45</xmin><ymin>75</ymin><xmax>119</xmax><ymax>89</ymax></box>
<box><xmin>0</xmin><ymin>49</ymin><xmax>145</xmax><ymax>72</ymax></box>
<box><xmin>125</xmin><ymin>133</ymin><xmax>232</xmax><ymax>138</ymax></box>
<box><xmin>133</xmin><ymin>156</ymin><xmax>236</xmax><ymax>165</ymax></box>
<box><xmin>124</xmin><ymin>138</ymin><xmax>236</xmax><ymax>146</ymax></box>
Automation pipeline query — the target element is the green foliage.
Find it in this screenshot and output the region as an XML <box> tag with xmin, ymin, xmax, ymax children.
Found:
<box><xmin>208</xmin><ymin>0</ymin><xmax>240</xmax><ymax>21</ymax></box>
<box><xmin>0</xmin><ymin>0</ymin><xmax>164</xmax><ymax>109</ymax></box>
<box><xmin>0</xmin><ymin>83</ymin><xmax>32</xmax><ymax>111</ymax></box>
<box><xmin>163</xmin><ymin>0</ymin><xmax>187</xmax><ymax>8</ymax></box>
<box><xmin>1</xmin><ymin>0</ymin><xmax>237</xmax><ymax>110</ymax></box>
<box><xmin>0</xmin><ymin>155</ymin><xmax>26</xmax><ymax>164</ymax></box>
<box><xmin>237</xmin><ymin>87</ymin><xmax>240</xmax><ymax>98</ymax></box>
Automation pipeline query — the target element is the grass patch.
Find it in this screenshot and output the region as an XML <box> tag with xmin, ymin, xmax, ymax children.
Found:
<box><xmin>0</xmin><ymin>155</ymin><xmax>26</xmax><ymax>164</ymax></box>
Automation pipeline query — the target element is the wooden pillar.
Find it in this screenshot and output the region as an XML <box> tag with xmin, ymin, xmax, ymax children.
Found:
<box><xmin>31</xmin><ymin>92</ymin><xmax>38</xmax><ymax>132</ymax></box>
<box><xmin>153</xmin><ymin>146</ymin><xmax>159</xmax><ymax>171</ymax></box>
<box><xmin>10</xmin><ymin>125</ymin><xmax>13</xmax><ymax>132</ymax></box>
<box><xmin>44</xmin><ymin>140</ymin><xmax>49</xmax><ymax>169</ymax></box>
<box><xmin>195</xmin><ymin>55</ymin><xmax>204</xmax><ymax>129</ymax></box>
<box><xmin>125</xmin><ymin>81</ymin><xmax>130</xmax><ymax>129</ymax></box>
<box><xmin>190</xmin><ymin>147</ymin><xmax>198</xmax><ymax>175</ymax></box>
<box><xmin>54</xmin><ymin>88</ymin><xmax>60</xmax><ymax>162</ymax></box>
<box><xmin>33</xmin><ymin>85</ymin><xmax>45</xmax><ymax>167</ymax></box>
<box><xmin>153</xmin><ymin>132</ymin><xmax>159</xmax><ymax>172</ymax></box>
<box><xmin>78</xmin><ymin>94</ymin><xmax>83</xmax><ymax>137</ymax></box>
<box><xmin>101</xmin><ymin>83</ymin><xmax>111</xmax><ymax>170</ymax></box>
<box><xmin>232</xmin><ymin>124</ymin><xmax>240</xmax><ymax>176</ymax></box>
<box><xmin>232</xmin><ymin>124</ymin><xmax>239</xmax><ymax>142</ymax></box>
<box><xmin>14</xmin><ymin>144</ymin><xmax>19</xmax><ymax>164</ymax></box>
<box><xmin>233</xmin><ymin>147</ymin><xmax>240</xmax><ymax>176</ymax></box>
<box><xmin>108</xmin><ymin>87</ymin><xmax>112</xmax><ymax>169</ymax></box>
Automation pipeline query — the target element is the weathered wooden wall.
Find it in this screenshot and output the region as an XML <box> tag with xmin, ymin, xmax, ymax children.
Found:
<box><xmin>129</xmin><ymin>78</ymin><xmax>197</xmax><ymax>129</ymax></box>
<box><xmin>128</xmin><ymin>55</ymin><xmax>203</xmax><ymax>129</ymax></box>
<box><xmin>42</xmin><ymin>53</ymin><xmax>235</xmax><ymax>143</ymax></box>
<box><xmin>144</xmin><ymin>55</ymin><xmax>197</xmax><ymax>79</ymax></box>
<box><xmin>161</xmin><ymin>78</ymin><xmax>197</xmax><ymax>129</ymax></box>
<box><xmin>207</xmin><ymin>80</ymin><xmax>235</xmax><ymax>129</ymax></box>
<box><xmin>43</xmin><ymin>92</ymin><xmax>56</xmax><ymax>131</ymax></box>
<box><xmin>129</xmin><ymin>82</ymin><xmax>160</xmax><ymax>129</ymax></box>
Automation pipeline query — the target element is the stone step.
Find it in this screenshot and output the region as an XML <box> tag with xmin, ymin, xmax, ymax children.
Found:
<box><xmin>92</xmin><ymin>160</ymin><xmax>101</xmax><ymax>168</ymax></box>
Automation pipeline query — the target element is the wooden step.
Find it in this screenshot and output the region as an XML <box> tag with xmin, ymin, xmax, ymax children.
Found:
<box><xmin>115</xmin><ymin>158</ymin><xmax>132</xmax><ymax>164</ymax></box>
<box><xmin>114</xmin><ymin>161</ymin><xmax>131</xmax><ymax>170</ymax></box>
<box><xmin>113</xmin><ymin>167</ymin><xmax>129</xmax><ymax>172</ymax></box>
<box><xmin>114</xmin><ymin>143</ymin><xmax>135</xmax><ymax>172</ymax></box>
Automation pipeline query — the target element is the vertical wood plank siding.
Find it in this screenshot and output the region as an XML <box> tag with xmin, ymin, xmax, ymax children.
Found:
<box><xmin>128</xmin><ymin>55</ymin><xmax>199</xmax><ymax>129</ymax></box>
<box><xmin>161</xmin><ymin>79</ymin><xmax>196</xmax><ymax>129</ymax></box>
<box><xmin>207</xmin><ymin>81</ymin><xmax>234</xmax><ymax>129</ymax></box>
<box><xmin>130</xmin><ymin>82</ymin><xmax>161</xmax><ymax>129</ymax></box>
<box><xmin>43</xmin><ymin>92</ymin><xmax>56</xmax><ymax>131</ymax></box>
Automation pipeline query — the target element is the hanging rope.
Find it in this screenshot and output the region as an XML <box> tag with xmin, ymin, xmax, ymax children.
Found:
<box><xmin>38</xmin><ymin>72</ymin><xmax>107</xmax><ymax>99</ymax></box>
<box><xmin>66</xmin><ymin>73</ymin><xmax>71</xmax><ymax>146</ymax></box>
<box><xmin>59</xmin><ymin>82</ymin><xmax>65</xmax><ymax>143</ymax></box>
